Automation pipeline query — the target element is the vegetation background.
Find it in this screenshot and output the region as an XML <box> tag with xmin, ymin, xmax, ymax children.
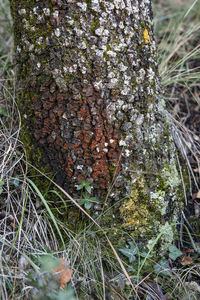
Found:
<box><xmin>0</xmin><ymin>0</ymin><xmax>200</xmax><ymax>299</ymax></box>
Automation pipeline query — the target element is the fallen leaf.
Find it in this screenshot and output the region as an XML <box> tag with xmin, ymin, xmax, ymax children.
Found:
<box><xmin>192</xmin><ymin>190</ymin><xmax>200</xmax><ymax>199</ymax></box>
<box><xmin>181</xmin><ymin>249</ymin><xmax>193</xmax><ymax>255</ymax></box>
<box><xmin>50</xmin><ymin>258</ymin><xmax>73</xmax><ymax>288</ymax></box>
<box><xmin>181</xmin><ymin>256</ymin><xmax>193</xmax><ymax>266</ymax></box>
<box><xmin>51</xmin><ymin>258</ymin><xmax>66</xmax><ymax>273</ymax></box>
<box><xmin>59</xmin><ymin>268</ymin><xmax>73</xmax><ymax>288</ymax></box>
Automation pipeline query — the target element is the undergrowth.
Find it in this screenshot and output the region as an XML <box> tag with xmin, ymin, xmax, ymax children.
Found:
<box><xmin>0</xmin><ymin>0</ymin><xmax>200</xmax><ymax>299</ymax></box>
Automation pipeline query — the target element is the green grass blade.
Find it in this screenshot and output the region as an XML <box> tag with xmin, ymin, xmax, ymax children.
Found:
<box><xmin>27</xmin><ymin>178</ymin><xmax>65</xmax><ymax>249</ymax></box>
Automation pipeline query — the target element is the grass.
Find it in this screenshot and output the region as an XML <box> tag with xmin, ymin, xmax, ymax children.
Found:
<box><xmin>154</xmin><ymin>0</ymin><xmax>200</xmax><ymax>195</ymax></box>
<box><xmin>0</xmin><ymin>0</ymin><xmax>200</xmax><ymax>299</ymax></box>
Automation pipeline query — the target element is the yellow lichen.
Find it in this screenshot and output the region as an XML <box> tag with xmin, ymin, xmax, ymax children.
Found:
<box><xmin>143</xmin><ymin>29</ymin><xmax>150</xmax><ymax>44</ymax></box>
<box><xmin>119</xmin><ymin>176</ymin><xmax>151</xmax><ymax>235</ymax></box>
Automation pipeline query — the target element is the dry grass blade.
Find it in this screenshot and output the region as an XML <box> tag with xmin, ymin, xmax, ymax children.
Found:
<box><xmin>160</xmin><ymin>24</ymin><xmax>200</xmax><ymax>71</ymax></box>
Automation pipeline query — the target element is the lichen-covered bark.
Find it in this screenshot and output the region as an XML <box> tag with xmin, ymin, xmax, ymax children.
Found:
<box><xmin>10</xmin><ymin>0</ymin><xmax>184</xmax><ymax>248</ymax></box>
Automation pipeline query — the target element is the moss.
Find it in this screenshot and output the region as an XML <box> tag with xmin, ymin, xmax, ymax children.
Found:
<box><xmin>100</xmin><ymin>2</ymin><xmax>105</xmax><ymax>11</ymax></box>
<box><xmin>132</xmin><ymin>81</ymin><xmax>138</xmax><ymax>88</ymax></box>
<box><xmin>82</xmin><ymin>37</ymin><xmax>89</xmax><ymax>48</ymax></box>
<box><xmin>86</xmin><ymin>0</ymin><xmax>91</xmax><ymax>7</ymax></box>
<box><xmin>20</xmin><ymin>114</ymin><xmax>52</xmax><ymax>190</ymax></box>
<box><xmin>17</xmin><ymin>87</ymin><xmax>53</xmax><ymax>193</ymax></box>
<box><xmin>98</xmin><ymin>209</ymin><xmax>127</xmax><ymax>248</ymax></box>
<box><xmin>71</xmin><ymin>13</ymin><xmax>79</xmax><ymax>23</ymax></box>
<box><xmin>90</xmin><ymin>16</ymin><xmax>99</xmax><ymax>34</ymax></box>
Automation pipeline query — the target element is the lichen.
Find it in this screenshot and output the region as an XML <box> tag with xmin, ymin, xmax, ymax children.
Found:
<box><xmin>119</xmin><ymin>176</ymin><xmax>150</xmax><ymax>234</ymax></box>
<box><xmin>153</xmin><ymin>190</ymin><xmax>167</xmax><ymax>212</ymax></box>
<box><xmin>119</xmin><ymin>155</ymin><xmax>183</xmax><ymax>245</ymax></box>
<box><xmin>161</xmin><ymin>163</ymin><xmax>181</xmax><ymax>190</ymax></box>
<box><xmin>143</xmin><ymin>29</ymin><xmax>150</xmax><ymax>44</ymax></box>
<box><xmin>147</xmin><ymin>222</ymin><xmax>175</xmax><ymax>252</ymax></box>
<box><xmin>119</xmin><ymin>174</ymin><xmax>169</xmax><ymax>238</ymax></box>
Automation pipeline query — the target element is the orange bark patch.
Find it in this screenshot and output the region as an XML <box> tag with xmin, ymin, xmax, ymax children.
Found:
<box><xmin>66</xmin><ymin>157</ymin><xmax>73</xmax><ymax>177</ymax></box>
<box><xmin>29</xmin><ymin>77</ymin><xmax>122</xmax><ymax>193</ymax></box>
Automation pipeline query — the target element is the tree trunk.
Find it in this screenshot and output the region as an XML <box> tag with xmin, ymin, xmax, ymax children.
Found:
<box><xmin>10</xmin><ymin>0</ymin><xmax>185</xmax><ymax>249</ymax></box>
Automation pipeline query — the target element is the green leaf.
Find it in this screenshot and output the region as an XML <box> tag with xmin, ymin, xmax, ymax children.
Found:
<box><xmin>127</xmin><ymin>265</ymin><xmax>136</xmax><ymax>272</ymax></box>
<box><xmin>90</xmin><ymin>197</ymin><xmax>99</xmax><ymax>203</ymax></box>
<box><xmin>84</xmin><ymin>202</ymin><xmax>92</xmax><ymax>210</ymax></box>
<box><xmin>76</xmin><ymin>180</ymin><xmax>92</xmax><ymax>193</ymax></box>
<box><xmin>82</xmin><ymin>192</ymin><xmax>90</xmax><ymax>200</ymax></box>
<box><xmin>85</xmin><ymin>182</ymin><xmax>92</xmax><ymax>194</ymax></box>
<box><xmin>82</xmin><ymin>192</ymin><xmax>98</xmax><ymax>201</ymax></box>
<box><xmin>83</xmin><ymin>195</ymin><xmax>99</xmax><ymax>203</ymax></box>
<box><xmin>78</xmin><ymin>199</ymin><xmax>85</xmax><ymax>205</ymax></box>
<box><xmin>39</xmin><ymin>255</ymin><xmax>61</xmax><ymax>272</ymax></box>
<box><xmin>168</xmin><ymin>245</ymin><xmax>182</xmax><ymax>260</ymax></box>
<box><xmin>0</xmin><ymin>187</ymin><xmax>3</xmax><ymax>194</ymax></box>
<box><xmin>140</xmin><ymin>251</ymin><xmax>153</xmax><ymax>258</ymax></box>
<box><xmin>76</xmin><ymin>180</ymin><xmax>88</xmax><ymax>190</ymax></box>
<box><xmin>154</xmin><ymin>260</ymin><xmax>171</xmax><ymax>276</ymax></box>
<box><xmin>0</xmin><ymin>107</ymin><xmax>8</xmax><ymax>117</ymax></box>
<box><xmin>76</xmin><ymin>183</ymin><xmax>84</xmax><ymax>190</ymax></box>
<box><xmin>119</xmin><ymin>246</ymin><xmax>138</xmax><ymax>263</ymax></box>
<box><xmin>128</xmin><ymin>241</ymin><xmax>137</xmax><ymax>248</ymax></box>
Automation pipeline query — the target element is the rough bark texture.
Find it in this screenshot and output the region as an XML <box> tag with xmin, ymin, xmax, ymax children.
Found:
<box><xmin>10</xmin><ymin>0</ymin><xmax>184</xmax><ymax>249</ymax></box>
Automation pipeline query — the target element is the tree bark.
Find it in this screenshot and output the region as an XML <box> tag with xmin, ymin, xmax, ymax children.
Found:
<box><xmin>10</xmin><ymin>0</ymin><xmax>185</xmax><ymax>249</ymax></box>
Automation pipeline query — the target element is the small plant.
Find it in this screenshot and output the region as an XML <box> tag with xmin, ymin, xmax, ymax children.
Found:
<box><xmin>119</xmin><ymin>241</ymin><xmax>153</xmax><ymax>264</ymax></box>
<box><xmin>76</xmin><ymin>180</ymin><xmax>100</xmax><ymax>210</ymax></box>
<box><xmin>119</xmin><ymin>241</ymin><xmax>139</xmax><ymax>263</ymax></box>
<box><xmin>119</xmin><ymin>242</ymin><xmax>184</xmax><ymax>278</ymax></box>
